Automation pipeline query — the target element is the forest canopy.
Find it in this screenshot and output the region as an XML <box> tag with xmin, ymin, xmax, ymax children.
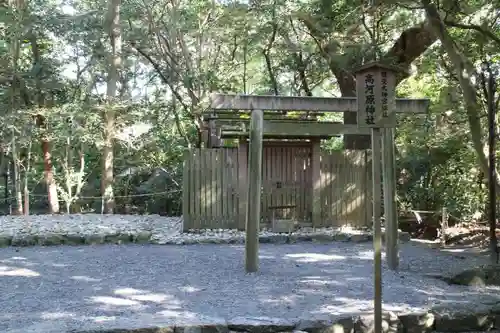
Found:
<box><xmin>0</xmin><ymin>0</ymin><xmax>498</xmax><ymax>223</ymax></box>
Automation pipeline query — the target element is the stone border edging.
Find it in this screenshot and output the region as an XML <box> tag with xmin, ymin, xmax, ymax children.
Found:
<box><xmin>68</xmin><ymin>306</ymin><xmax>500</xmax><ymax>333</ymax></box>
<box><xmin>0</xmin><ymin>230</ymin><xmax>411</xmax><ymax>247</ymax></box>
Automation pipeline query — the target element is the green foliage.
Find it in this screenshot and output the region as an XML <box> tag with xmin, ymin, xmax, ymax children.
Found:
<box><xmin>0</xmin><ymin>0</ymin><xmax>498</xmax><ymax>221</ymax></box>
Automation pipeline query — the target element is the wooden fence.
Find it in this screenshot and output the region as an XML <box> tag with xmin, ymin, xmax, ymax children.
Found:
<box><xmin>182</xmin><ymin>148</ymin><xmax>241</xmax><ymax>230</ymax></box>
<box><xmin>318</xmin><ymin>150</ymin><xmax>372</xmax><ymax>227</ymax></box>
<box><xmin>182</xmin><ymin>147</ymin><xmax>371</xmax><ymax>230</ymax></box>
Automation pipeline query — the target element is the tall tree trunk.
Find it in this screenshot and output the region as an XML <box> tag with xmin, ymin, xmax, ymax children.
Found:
<box><xmin>11</xmin><ymin>135</ymin><xmax>22</xmax><ymax>215</ymax></box>
<box><xmin>1</xmin><ymin>154</ymin><xmax>10</xmax><ymax>213</ymax></box>
<box><xmin>0</xmin><ymin>153</ymin><xmax>7</xmax><ymax>211</ymax></box>
<box><xmin>262</xmin><ymin>3</ymin><xmax>279</xmax><ymax>95</ymax></box>
<box><xmin>9</xmin><ymin>0</ymin><xmax>24</xmax><ymax>215</ymax></box>
<box><xmin>42</xmin><ymin>139</ymin><xmax>59</xmax><ymax>213</ymax></box>
<box><xmin>101</xmin><ymin>0</ymin><xmax>121</xmax><ymax>214</ymax></box>
<box><xmin>30</xmin><ymin>35</ymin><xmax>60</xmax><ymax>213</ymax></box>
<box><xmin>72</xmin><ymin>143</ymin><xmax>86</xmax><ymax>213</ymax></box>
<box><xmin>23</xmin><ymin>141</ymin><xmax>31</xmax><ymax>215</ymax></box>
<box><xmin>64</xmin><ymin>136</ymin><xmax>72</xmax><ymax>214</ymax></box>
<box><xmin>421</xmin><ymin>0</ymin><xmax>500</xmax><ymax>192</ymax></box>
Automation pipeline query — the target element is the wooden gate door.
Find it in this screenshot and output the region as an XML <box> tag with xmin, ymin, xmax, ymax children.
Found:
<box><xmin>261</xmin><ymin>143</ymin><xmax>312</xmax><ymax>225</ymax></box>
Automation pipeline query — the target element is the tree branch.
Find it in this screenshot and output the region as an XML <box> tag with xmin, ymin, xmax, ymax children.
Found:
<box><xmin>262</xmin><ymin>1</ymin><xmax>279</xmax><ymax>95</ymax></box>
<box><xmin>131</xmin><ymin>51</ymin><xmax>198</xmax><ymax>144</ymax></box>
<box><xmin>384</xmin><ymin>21</ymin><xmax>437</xmax><ymax>83</ymax></box>
<box><xmin>444</xmin><ymin>20</ymin><xmax>500</xmax><ymax>47</ymax></box>
<box><xmin>130</xmin><ymin>43</ymin><xmax>190</xmax><ymax>115</ymax></box>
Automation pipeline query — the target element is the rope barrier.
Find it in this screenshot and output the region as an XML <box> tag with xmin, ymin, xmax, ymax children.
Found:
<box><xmin>0</xmin><ymin>189</ymin><xmax>181</xmax><ymax>202</ymax></box>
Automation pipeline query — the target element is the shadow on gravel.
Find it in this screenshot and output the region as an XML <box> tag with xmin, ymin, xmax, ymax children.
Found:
<box><xmin>0</xmin><ymin>243</ymin><xmax>499</xmax><ymax>332</ymax></box>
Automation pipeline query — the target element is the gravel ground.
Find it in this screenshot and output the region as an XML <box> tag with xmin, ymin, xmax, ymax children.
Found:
<box><xmin>0</xmin><ymin>214</ymin><xmax>183</xmax><ymax>244</ymax></box>
<box><xmin>0</xmin><ymin>214</ymin><xmax>391</xmax><ymax>246</ymax></box>
<box><xmin>1</xmin><ymin>242</ymin><xmax>499</xmax><ymax>333</ymax></box>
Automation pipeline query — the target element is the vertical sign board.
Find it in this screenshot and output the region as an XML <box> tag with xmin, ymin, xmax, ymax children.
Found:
<box><xmin>356</xmin><ymin>63</ymin><xmax>398</xmax><ymax>128</ymax></box>
<box><xmin>379</xmin><ymin>69</ymin><xmax>398</xmax><ymax>126</ymax></box>
<box><xmin>381</xmin><ymin>71</ymin><xmax>389</xmax><ymax>117</ymax></box>
<box><xmin>356</xmin><ymin>68</ymin><xmax>377</xmax><ymax>127</ymax></box>
<box><xmin>379</xmin><ymin>67</ymin><xmax>401</xmax><ymax>271</ymax></box>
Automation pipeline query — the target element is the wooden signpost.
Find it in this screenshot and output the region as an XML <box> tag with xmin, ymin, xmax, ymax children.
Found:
<box><xmin>354</xmin><ymin>62</ymin><xmax>409</xmax><ymax>333</ymax></box>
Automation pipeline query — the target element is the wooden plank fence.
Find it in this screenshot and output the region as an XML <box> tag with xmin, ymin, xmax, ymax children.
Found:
<box><xmin>182</xmin><ymin>148</ymin><xmax>371</xmax><ymax>230</ymax></box>
<box><xmin>319</xmin><ymin>151</ymin><xmax>372</xmax><ymax>227</ymax></box>
<box><xmin>182</xmin><ymin>148</ymin><xmax>241</xmax><ymax>230</ymax></box>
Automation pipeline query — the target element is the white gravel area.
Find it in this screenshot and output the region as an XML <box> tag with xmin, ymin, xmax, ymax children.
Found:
<box><xmin>0</xmin><ymin>214</ymin><xmax>383</xmax><ymax>246</ymax></box>
<box><xmin>0</xmin><ymin>214</ymin><xmax>182</xmax><ymax>241</ymax></box>
<box><xmin>0</xmin><ymin>242</ymin><xmax>499</xmax><ymax>333</ymax></box>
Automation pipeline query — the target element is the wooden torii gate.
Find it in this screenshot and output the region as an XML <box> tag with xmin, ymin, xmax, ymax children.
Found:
<box><xmin>210</xmin><ymin>87</ymin><xmax>429</xmax><ymax>273</ymax></box>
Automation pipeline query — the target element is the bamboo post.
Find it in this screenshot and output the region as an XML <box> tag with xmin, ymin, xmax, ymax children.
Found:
<box><xmin>246</xmin><ymin>109</ymin><xmax>263</xmax><ymax>273</ymax></box>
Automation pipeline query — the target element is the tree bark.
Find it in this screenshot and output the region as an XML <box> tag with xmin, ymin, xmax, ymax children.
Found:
<box><xmin>30</xmin><ymin>35</ymin><xmax>60</xmax><ymax>213</ymax></box>
<box><xmin>263</xmin><ymin>16</ymin><xmax>279</xmax><ymax>95</ymax></box>
<box><xmin>42</xmin><ymin>139</ymin><xmax>59</xmax><ymax>213</ymax></box>
<box><xmin>9</xmin><ymin>0</ymin><xmax>24</xmax><ymax>215</ymax></box>
<box><xmin>101</xmin><ymin>0</ymin><xmax>122</xmax><ymax>214</ymax></box>
<box><xmin>23</xmin><ymin>141</ymin><xmax>31</xmax><ymax>215</ymax></box>
<box><xmin>11</xmin><ymin>135</ymin><xmax>22</xmax><ymax>215</ymax></box>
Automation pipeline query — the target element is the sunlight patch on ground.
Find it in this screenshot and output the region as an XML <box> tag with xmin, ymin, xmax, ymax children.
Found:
<box><xmin>355</xmin><ymin>250</ymin><xmax>374</xmax><ymax>260</ymax></box>
<box><xmin>128</xmin><ymin>293</ymin><xmax>172</xmax><ymax>303</ymax></box>
<box><xmin>90</xmin><ymin>296</ymin><xmax>142</xmax><ymax>306</ymax></box>
<box><xmin>40</xmin><ymin>312</ymin><xmax>119</xmax><ymax>325</ymax></box>
<box><xmin>71</xmin><ymin>275</ymin><xmax>101</xmax><ymax>282</ymax></box>
<box><xmin>314</xmin><ymin>298</ymin><xmax>373</xmax><ymax>314</ymax></box>
<box><xmin>284</xmin><ymin>253</ymin><xmax>346</xmax><ymax>262</ymax></box>
<box><xmin>299</xmin><ymin>276</ymin><xmax>344</xmax><ymax>287</ymax></box>
<box><xmin>93</xmin><ymin>316</ymin><xmax>117</xmax><ymax>323</ymax></box>
<box><xmin>40</xmin><ymin>312</ymin><xmax>76</xmax><ymax>320</ymax></box>
<box><xmin>1</xmin><ymin>257</ymin><xmax>39</xmax><ymax>267</ymax></box>
<box><xmin>114</xmin><ymin>288</ymin><xmax>181</xmax><ymax>304</ymax></box>
<box><xmin>259</xmin><ymin>255</ymin><xmax>275</xmax><ymax>259</ymax></box>
<box><xmin>179</xmin><ymin>286</ymin><xmax>204</xmax><ymax>293</ymax></box>
<box><xmin>441</xmin><ymin>248</ymin><xmax>468</xmax><ymax>253</ymax></box>
<box><xmin>314</xmin><ymin>298</ymin><xmax>423</xmax><ymax>315</ymax></box>
<box><xmin>344</xmin><ymin>277</ymin><xmax>368</xmax><ymax>282</ymax></box>
<box><xmin>0</xmin><ymin>265</ymin><xmax>40</xmax><ymax>277</ymax></box>
<box><xmin>260</xmin><ymin>294</ymin><xmax>301</xmax><ymax>306</ymax></box>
